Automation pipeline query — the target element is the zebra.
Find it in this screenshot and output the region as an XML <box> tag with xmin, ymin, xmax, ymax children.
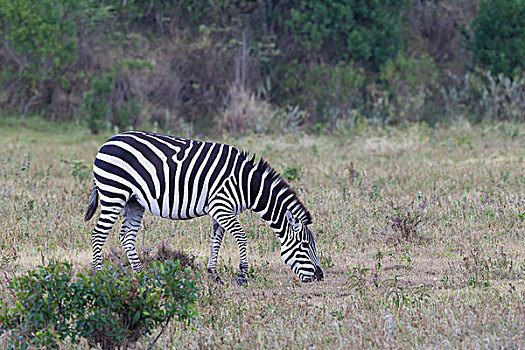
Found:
<box><xmin>84</xmin><ymin>131</ymin><xmax>324</xmax><ymax>284</ymax></box>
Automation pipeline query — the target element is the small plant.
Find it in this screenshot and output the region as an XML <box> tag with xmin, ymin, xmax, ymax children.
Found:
<box><xmin>1</xmin><ymin>152</ymin><xmax>30</xmax><ymax>200</ymax></box>
<box><xmin>103</xmin><ymin>241</ymin><xmax>197</xmax><ymax>271</ymax></box>
<box><xmin>319</xmin><ymin>252</ymin><xmax>335</xmax><ymax>269</ymax></box>
<box><xmin>68</xmin><ymin>159</ymin><xmax>91</xmax><ymax>182</ymax></box>
<box><xmin>282</xmin><ymin>165</ymin><xmax>300</xmax><ymax>181</ymax></box>
<box><xmin>387</xmin><ymin>195</ymin><xmax>435</xmax><ymax>244</ymax></box>
<box><xmin>382</xmin><ymin>275</ymin><xmax>430</xmax><ymax>310</ymax></box>
<box><xmin>456</xmin><ymin>246</ymin><xmax>520</xmax><ymax>288</ymax></box>
<box><xmin>0</xmin><ymin>260</ymin><xmax>199</xmax><ymax>349</ymax></box>
<box><xmin>347</xmin><ymin>265</ymin><xmax>371</xmax><ymax>297</ymax></box>
<box><xmin>389</xmin><ymin>205</ymin><xmax>421</xmax><ymax>241</ymax></box>
<box><xmin>369</xmin><ymin>178</ymin><xmax>385</xmax><ymax>199</ymax></box>
<box><xmin>460</xmin><ymin>247</ymin><xmax>491</xmax><ymax>288</ymax></box>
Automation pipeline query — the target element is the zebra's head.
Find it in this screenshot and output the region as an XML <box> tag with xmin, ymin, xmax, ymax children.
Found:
<box><xmin>281</xmin><ymin>210</ymin><xmax>324</xmax><ymax>282</ymax></box>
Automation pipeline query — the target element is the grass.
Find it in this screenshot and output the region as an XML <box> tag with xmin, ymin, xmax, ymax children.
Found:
<box><xmin>1</xmin><ymin>117</ymin><xmax>524</xmax><ymax>348</ymax></box>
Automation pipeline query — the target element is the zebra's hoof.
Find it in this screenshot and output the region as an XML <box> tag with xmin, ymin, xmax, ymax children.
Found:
<box><xmin>236</xmin><ymin>276</ymin><xmax>248</xmax><ymax>286</ymax></box>
<box><xmin>215</xmin><ymin>276</ymin><xmax>225</xmax><ymax>285</ymax></box>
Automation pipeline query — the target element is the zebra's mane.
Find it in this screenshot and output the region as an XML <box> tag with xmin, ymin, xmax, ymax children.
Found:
<box><xmin>243</xmin><ymin>152</ymin><xmax>312</xmax><ymax>225</ymax></box>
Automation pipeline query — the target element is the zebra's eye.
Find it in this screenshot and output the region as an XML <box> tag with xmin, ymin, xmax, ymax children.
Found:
<box><xmin>301</xmin><ymin>242</ymin><xmax>309</xmax><ymax>249</ymax></box>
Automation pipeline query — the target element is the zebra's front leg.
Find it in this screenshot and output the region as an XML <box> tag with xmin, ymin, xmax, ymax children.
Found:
<box><xmin>119</xmin><ymin>198</ymin><xmax>145</xmax><ymax>274</ymax></box>
<box><xmin>207</xmin><ymin>218</ymin><xmax>225</xmax><ymax>285</ymax></box>
<box><xmin>210</xmin><ymin>213</ymin><xmax>249</xmax><ymax>286</ymax></box>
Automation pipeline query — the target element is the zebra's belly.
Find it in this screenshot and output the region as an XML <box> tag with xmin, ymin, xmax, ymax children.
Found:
<box><xmin>156</xmin><ymin>208</ymin><xmax>209</xmax><ymax>220</ymax></box>
<box><xmin>135</xmin><ymin>188</ymin><xmax>210</xmax><ymax>220</ymax></box>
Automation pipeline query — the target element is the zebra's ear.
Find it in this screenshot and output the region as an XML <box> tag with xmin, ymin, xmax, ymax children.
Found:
<box><xmin>285</xmin><ymin>210</ymin><xmax>301</xmax><ymax>230</ymax></box>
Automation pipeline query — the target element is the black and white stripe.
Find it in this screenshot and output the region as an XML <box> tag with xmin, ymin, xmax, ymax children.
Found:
<box><xmin>85</xmin><ymin>131</ymin><xmax>323</xmax><ymax>283</ymax></box>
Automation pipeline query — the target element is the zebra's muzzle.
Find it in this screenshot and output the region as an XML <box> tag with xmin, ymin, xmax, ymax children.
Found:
<box><xmin>313</xmin><ymin>265</ymin><xmax>324</xmax><ymax>281</ymax></box>
<box><xmin>303</xmin><ymin>266</ymin><xmax>323</xmax><ymax>282</ymax></box>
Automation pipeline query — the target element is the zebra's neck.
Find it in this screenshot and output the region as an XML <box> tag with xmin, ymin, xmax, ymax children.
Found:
<box><xmin>246</xmin><ymin>159</ymin><xmax>311</xmax><ymax>235</ymax></box>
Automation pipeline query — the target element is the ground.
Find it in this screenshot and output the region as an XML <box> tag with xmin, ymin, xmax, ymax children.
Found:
<box><xmin>0</xmin><ymin>118</ymin><xmax>524</xmax><ymax>348</ymax></box>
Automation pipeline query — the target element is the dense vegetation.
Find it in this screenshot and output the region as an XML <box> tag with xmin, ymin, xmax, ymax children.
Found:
<box><xmin>0</xmin><ymin>0</ymin><xmax>523</xmax><ymax>134</ymax></box>
<box><xmin>0</xmin><ymin>259</ymin><xmax>198</xmax><ymax>349</ymax></box>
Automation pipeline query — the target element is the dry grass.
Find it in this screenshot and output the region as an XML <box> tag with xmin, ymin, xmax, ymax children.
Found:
<box><xmin>1</xmin><ymin>118</ymin><xmax>524</xmax><ymax>348</ymax></box>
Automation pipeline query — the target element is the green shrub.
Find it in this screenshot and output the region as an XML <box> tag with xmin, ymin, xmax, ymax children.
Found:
<box><xmin>282</xmin><ymin>165</ymin><xmax>301</xmax><ymax>181</ymax></box>
<box><xmin>281</xmin><ymin>55</ymin><xmax>443</xmax><ymax>127</ymax></box>
<box><xmin>470</xmin><ymin>0</ymin><xmax>525</xmax><ymax>77</ymax></box>
<box><xmin>83</xmin><ymin>69</ymin><xmax>116</xmax><ymax>133</ymax></box>
<box><xmin>0</xmin><ymin>0</ymin><xmax>79</xmax><ymax>114</ymax></box>
<box><xmin>282</xmin><ymin>63</ymin><xmax>367</xmax><ymax>127</ymax></box>
<box><xmin>286</xmin><ymin>0</ymin><xmax>407</xmax><ymax>70</ymax></box>
<box><xmin>375</xmin><ymin>54</ymin><xmax>441</xmax><ymax>124</ymax></box>
<box><xmin>83</xmin><ymin>58</ymin><xmax>151</xmax><ymax>133</ymax></box>
<box><xmin>104</xmin><ymin>0</ymin><xmax>211</xmax><ymax>34</ymax></box>
<box><xmin>0</xmin><ymin>260</ymin><xmax>199</xmax><ymax>349</ymax></box>
<box><xmin>441</xmin><ymin>68</ymin><xmax>525</xmax><ymax>122</ymax></box>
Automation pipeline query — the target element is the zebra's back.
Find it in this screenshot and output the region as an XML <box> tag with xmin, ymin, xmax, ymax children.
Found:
<box><xmin>93</xmin><ymin>131</ymin><xmax>244</xmax><ymax>219</ymax></box>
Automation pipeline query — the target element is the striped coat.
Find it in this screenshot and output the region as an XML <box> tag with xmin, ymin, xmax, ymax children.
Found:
<box><xmin>85</xmin><ymin>131</ymin><xmax>323</xmax><ymax>283</ymax></box>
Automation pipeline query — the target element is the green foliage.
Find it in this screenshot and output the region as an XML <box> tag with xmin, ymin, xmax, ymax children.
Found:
<box><xmin>0</xmin><ymin>0</ymin><xmax>79</xmax><ymax>111</ymax></box>
<box><xmin>376</xmin><ymin>54</ymin><xmax>441</xmax><ymax>124</ymax></box>
<box><xmin>282</xmin><ymin>55</ymin><xmax>443</xmax><ymax>126</ymax></box>
<box><xmin>282</xmin><ymin>62</ymin><xmax>367</xmax><ymax>126</ymax></box>
<box><xmin>0</xmin><ymin>260</ymin><xmax>199</xmax><ymax>349</ymax></box>
<box><xmin>470</xmin><ymin>0</ymin><xmax>525</xmax><ymax>77</ymax></box>
<box><xmin>0</xmin><ymin>0</ymin><xmax>522</xmax><ymax>130</ymax></box>
<box><xmin>282</xmin><ymin>165</ymin><xmax>301</xmax><ymax>181</ymax></box>
<box><xmin>441</xmin><ymin>68</ymin><xmax>525</xmax><ymax>122</ymax></box>
<box><xmin>82</xmin><ymin>59</ymin><xmax>149</xmax><ymax>133</ymax></box>
<box><xmin>105</xmin><ymin>0</ymin><xmax>211</xmax><ymax>33</ymax></box>
<box><xmin>63</xmin><ymin>159</ymin><xmax>91</xmax><ymax>182</ymax></box>
<box><xmin>286</xmin><ymin>0</ymin><xmax>407</xmax><ymax>70</ymax></box>
<box><xmin>380</xmin><ymin>55</ymin><xmax>439</xmax><ymax>93</ymax></box>
<box><xmin>83</xmin><ymin>69</ymin><xmax>116</xmax><ymax>133</ymax></box>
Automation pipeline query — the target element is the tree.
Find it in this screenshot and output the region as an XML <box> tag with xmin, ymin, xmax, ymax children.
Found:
<box><xmin>0</xmin><ymin>0</ymin><xmax>79</xmax><ymax>115</ymax></box>
<box><xmin>284</xmin><ymin>0</ymin><xmax>407</xmax><ymax>71</ymax></box>
<box><xmin>470</xmin><ymin>0</ymin><xmax>525</xmax><ymax>77</ymax></box>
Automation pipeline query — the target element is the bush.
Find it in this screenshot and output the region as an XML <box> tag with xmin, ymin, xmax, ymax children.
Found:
<box><xmin>470</xmin><ymin>0</ymin><xmax>525</xmax><ymax>78</ymax></box>
<box><xmin>281</xmin><ymin>55</ymin><xmax>443</xmax><ymax>127</ymax></box>
<box><xmin>441</xmin><ymin>69</ymin><xmax>525</xmax><ymax>122</ymax></box>
<box><xmin>281</xmin><ymin>62</ymin><xmax>367</xmax><ymax>128</ymax></box>
<box><xmin>285</xmin><ymin>0</ymin><xmax>407</xmax><ymax>70</ymax></box>
<box><xmin>220</xmin><ymin>84</ymin><xmax>306</xmax><ymax>134</ymax></box>
<box><xmin>0</xmin><ymin>260</ymin><xmax>199</xmax><ymax>349</ymax></box>
<box><xmin>82</xmin><ymin>59</ymin><xmax>153</xmax><ymax>133</ymax></box>
<box><xmin>374</xmin><ymin>54</ymin><xmax>441</xmax><ymax>124</ymax></box>
<box><xmin>0</xmin><ymin>0</ymin><xmax>78</xmax><ymax>114</ymax></box>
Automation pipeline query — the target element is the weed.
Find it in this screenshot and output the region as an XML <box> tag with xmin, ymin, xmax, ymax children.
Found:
<box><xmin>0</xmin><ymin>151</ymin><xmax>30</xmax><ymax>200</ymax></box>
<box><xmin>282</xmin><ymin>165</ymin><xmax>301</xmax><ymax>181</ymax></box>
<box><xmin>61</xmin><ymin>158</ymin><xmax>91</xmax><ymax>182</ymax></box>
<box><xmin>382</xmin><ymin>275</ymin><xmax>430</xmax><ymax>310</ymax></box>
<box><xmin>347</xmin><ymin>265</ymin><xmax>371</xmax><ymax>296</ymax></box>
<box><xmin>319</xmin><ymin>251</ymin><xmax>335</xmax><ymax>269</ymax></box>
<box><xmin>102</xmin><ymin>241</ymin><xmax>198</xmax><ymax>271</ymax></box>
<box><xmin>370</xmin><ymin>178</ymin><xmax>385</xmax><ymax>199</ymax></box>
<box><xmin>387</xmin><ymin>195</ymin><xmax>436</xmax><ymax>244</ymax></box>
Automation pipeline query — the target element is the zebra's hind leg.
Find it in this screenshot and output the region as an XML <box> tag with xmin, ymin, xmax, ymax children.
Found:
<box><xmin>92</xmin><ymin>201</ymin><xmax>125</xmax><ymax>271</ymax></box>
<box><xmin>207</xmin><ymin>218</ymin><xmax>225</xmax><ymax>285</ymax></box>
<box><xmin>119</xmin><ymin>197</ymin><xmax>145</xmax><ymax>274</ymax></box>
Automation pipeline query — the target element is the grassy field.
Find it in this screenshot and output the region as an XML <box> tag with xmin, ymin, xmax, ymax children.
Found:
<box><xmin>0</xmin><ymin>118</ymin><xmax>524</xmax><ymax>348</ymax></box>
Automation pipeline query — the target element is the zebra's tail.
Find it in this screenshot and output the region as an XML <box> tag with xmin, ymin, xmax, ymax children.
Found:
<box><xmin>84</xmin><ymin>180</ymin><xmax>99</xmax><ymax>221</ymax></box>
